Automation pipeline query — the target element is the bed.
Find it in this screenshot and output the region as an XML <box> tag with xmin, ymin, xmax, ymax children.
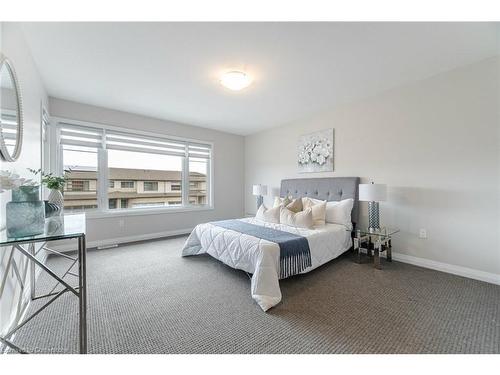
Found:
<box><xmin>182</xmin><ymin>177</ymin><xmax>360</xmax><ymax>311</ymax></box>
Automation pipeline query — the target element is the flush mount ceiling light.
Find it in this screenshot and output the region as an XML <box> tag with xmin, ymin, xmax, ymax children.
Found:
<box><xmin>220</xmin><ymin>71</ymin><xmax>252</xmax><ymax>91</ymax></box>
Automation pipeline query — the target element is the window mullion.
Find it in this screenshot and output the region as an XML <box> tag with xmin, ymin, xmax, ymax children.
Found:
<box><xmin>208</xmin><ymin>153</ymin><xmax>213</xmax><ymax>207</ymax></box>
<box><xmin>55</xmin><ymin>125</ymin><xmax>63</xmax><ymax>176</ymax></box>
<box><xmin>182</xmin><ymin>146</ymin><xmax>189</xmax><ymax>206</ymax></box>
<box><xmin>98</xmin><ymin>129</ymin><xmax>109</xmax><ymax>211</ymax></box>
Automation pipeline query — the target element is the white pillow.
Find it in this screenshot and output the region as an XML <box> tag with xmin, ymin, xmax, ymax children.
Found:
<box><xmin>325</xmin><ymin>199</ymin><xmax>354</xmax><ymax>229</ymax></box>
<box><xmin>280</xmin><ymin>207</ymin><xmax>313</xmax><ymax>229</ymax></box>
<box><xmin>304</xmin><ymin>197</ymin><xmax>354</xmax><ymax>229</ymax></box>
<box><xmin>255</xmin><ymin>204</ymin><xmax>280</xmax><ymax>224</ymax></box>
<box><xmin>302</xmin><ymin>197</ymin><xmax>327</xmax><ymax>226</ymax></box>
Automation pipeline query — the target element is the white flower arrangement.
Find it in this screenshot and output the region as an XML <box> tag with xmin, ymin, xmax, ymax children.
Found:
<box><xmin>297</xmin><ymin>138</ymin><xmax>331</xmax><ymax>166</ymax></box>
<box><xmin>0</xmin><ymin>170</ymin><xmax>36</xmax><ymax>193</ymax></box>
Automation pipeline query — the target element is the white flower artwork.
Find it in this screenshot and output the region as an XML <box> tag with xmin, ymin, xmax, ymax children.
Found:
<box><xmin>297</xmin><ymin>128</ymin><xmax>334</xmax><ymax>173</ymax></box>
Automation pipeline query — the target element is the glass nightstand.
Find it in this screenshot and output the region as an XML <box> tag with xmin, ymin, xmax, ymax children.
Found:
<box><xmin>349</xmin><ymin>227</ymin><xmax>399</xmax><ymax>269</ymax></box>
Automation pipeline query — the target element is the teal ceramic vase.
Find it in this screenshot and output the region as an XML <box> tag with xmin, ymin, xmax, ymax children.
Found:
<box><xmin>6</xmin><ymin>186</ymin><xmax>46</xmax><ymax>238</ymax></box>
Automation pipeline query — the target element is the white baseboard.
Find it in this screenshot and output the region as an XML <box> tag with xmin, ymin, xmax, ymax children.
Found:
<box><xmin>391</xmin><ymin>252</ymin><xmax>500</xmax><ymax>286</ymax></box>
<box><xmin>50</xmin><ymin>227</ymin><xmax>193</xmax><ymax>252</ymax></box>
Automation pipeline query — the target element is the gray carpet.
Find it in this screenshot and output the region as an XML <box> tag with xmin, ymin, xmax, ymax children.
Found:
<box><xmin>8</xmin><ymin>235</ymin><xmax>500</xmax><ymax>354</ymax></box>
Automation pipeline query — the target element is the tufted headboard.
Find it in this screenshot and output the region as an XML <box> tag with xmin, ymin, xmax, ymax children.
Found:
<box><xmin>280</xmin><ymin>177</ymin><xmax>360</xmax><ymax>226</ymax></box>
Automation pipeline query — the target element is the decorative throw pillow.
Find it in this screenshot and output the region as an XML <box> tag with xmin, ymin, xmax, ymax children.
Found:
<box><xmin>255</xmin><ymin>204</ymin><xmax>280</xmax><ymax>224</ymax></box>
<box><xmin>273</xmin><ymin>196</ymin><xmax>303</xmax><ymax>212</ymax></box>
<box><xmin>302</xmin><ymin>197</ymin><xmax>327</xmax><ymax>226</ymax></box>
<box><xmin>279</xmin><ymin>207</ymin><xmax>313</xmax><ymax>229</ymax></box>
<box><xmin>285</xmin><ymin>198</ymin><xmax>303</xmax><ymax>213</ymax></box>
<box><xmin>325</xmin><ymin>198</ymin><xmax>354</xmax><ymax>229</ymax></box>
<box><xmin>273</xmin><ymin>196</ymin><xmax>291</xmax><ymax>208</ymax></box>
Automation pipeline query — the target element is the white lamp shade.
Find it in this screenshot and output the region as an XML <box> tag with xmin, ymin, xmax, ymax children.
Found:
<box><xmin>252</xmin><ymin>184</ymin><xmax>268</xmax><ymax>196</ymax></box>
<box><xmin>359</xmin><ymin>183</ymin><xmax>387</xmax><ymax>202</ymax></box>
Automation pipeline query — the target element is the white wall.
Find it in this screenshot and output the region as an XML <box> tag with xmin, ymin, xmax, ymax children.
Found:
<box><xmin>0</xmin><ymin>23</ymin><xmax>49</xmax><ymax>336</ymax></box>
<box><xmin>0</xmin><ymin>23</ymin><xmax>49</xmax><ymax>228</ymax></box>
<box><xmin>49</xmin><ymin>98</ymin><xmax>245</xmax><ymax>246</ymax></box>
<box><xmin>245</xmin><ymin>57</ymin><xmax>500</xmax><ymax>280</ymax></box>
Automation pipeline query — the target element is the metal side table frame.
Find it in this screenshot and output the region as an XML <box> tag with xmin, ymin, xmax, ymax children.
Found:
<box><xmin>0</xmin><ymin>214</ymin><xmax>87</xmax><ymax>354</ymax></box>
<box><xmin>352</xmin><ymin>227</ymin><xmax>399</xmax><ymax>269</ymax></box>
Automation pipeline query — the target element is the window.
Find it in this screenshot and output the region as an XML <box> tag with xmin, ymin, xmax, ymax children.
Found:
<box><xmin>108</xmin><ymin>149</ymin><xmax>180</xmax><ymax>209</ymax></box>
<box><xmin>120</xmin><ymin>181</ymin><xmax>134</xmax><ymax>189</ymax></box>
<box><xmin>55</xmin><ymin>122</ymin><xmax>212</xmax><ymax>213</ymax></box>
<box><xmin>68</xmin><ymin>204</ymin><xmax>98</xmax><ymax>210</ymax></box>
<box><xmin>109</xmin><ymin>199</ymin><xmax>117</xmax><ymax>209</ymax></box>
<box><xmin>61</xmin><ymin>143</ymin><xmax>99</xmax><ymax>212</ymax></box>
<box><xmin>143</xmin><ymin>181</ymin><xmax>159</xmax><ymax>191</ymax></box>
<box><xmin>188</xmin><ymin>155</ymin><xmax>209</xmax><ymax>206</ymax></box>
<box><xmin>67</xmin><ymin>180</ymin><xmax>90</xmax><ymax>192</ymax></box>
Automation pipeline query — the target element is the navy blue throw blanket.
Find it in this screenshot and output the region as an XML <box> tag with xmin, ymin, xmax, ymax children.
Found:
<box><xmin>212</xmin><ymin>219</ymin><xmax>312</xmax><ymax>279</ymax></box>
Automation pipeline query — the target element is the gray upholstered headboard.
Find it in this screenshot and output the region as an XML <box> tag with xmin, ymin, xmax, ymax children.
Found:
<box><xmin>280</xmin><ymin>177</ymin><xmax>360</xmax><ymax>226</ymax></box>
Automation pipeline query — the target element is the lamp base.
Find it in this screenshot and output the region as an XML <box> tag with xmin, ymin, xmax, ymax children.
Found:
<box><xmin>368</xmin><ymin>201</ymin><xmax>380</xmax><ymax>231</ymax></box>
<box><xmin>256</xmin><ymin>195</ymin><xmax>263</xmax><ymax>210</ymax></box>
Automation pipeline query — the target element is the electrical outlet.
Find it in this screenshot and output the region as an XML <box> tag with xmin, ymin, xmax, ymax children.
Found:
<box><xmin>419</xmin><ymin>229</ymin><xmax>427</xmax><ymax>239</ymax></box>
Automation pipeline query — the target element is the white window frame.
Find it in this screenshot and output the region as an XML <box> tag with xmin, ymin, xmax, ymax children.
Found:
<box><xmin>50</xmin><ymin>116</ymin><xmax>214</xmax><ymax>218</ymax></box>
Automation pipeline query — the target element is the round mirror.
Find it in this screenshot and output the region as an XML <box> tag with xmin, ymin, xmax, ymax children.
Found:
<box><xmin>0</xmin><ymin>54</ymin><xmax>23</xmax><ymax>162</ymax></box>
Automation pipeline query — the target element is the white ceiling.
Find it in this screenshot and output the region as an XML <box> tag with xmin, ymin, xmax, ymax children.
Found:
<box><xmin>21</xmin><ymin>22</ymin><xmax>499</xmax><ymax>135</ymax></box>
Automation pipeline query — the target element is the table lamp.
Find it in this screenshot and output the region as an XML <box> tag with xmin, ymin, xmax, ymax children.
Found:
<box><xmin>359</xmin><ymin>182</ymin><xmax>387</xmax><ymax>232</ymax></box>
<box><xmin>252</xmin><ymin>184</ymin><xmax>268</xmax><ymax>210</ymax></box>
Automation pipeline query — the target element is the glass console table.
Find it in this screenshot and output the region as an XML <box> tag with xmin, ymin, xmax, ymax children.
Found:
<box><xmin>350</xmin><ymin>227</ymin><xmax>399</xmax><ymax>269</ymax></box>
<box><xmin>0</xmin><ymin>214</ymin><xmax>87</xmax><ymax>354</ymax></box>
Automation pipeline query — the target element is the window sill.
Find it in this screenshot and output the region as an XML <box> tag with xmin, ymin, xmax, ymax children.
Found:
<box><xmin>66</xmin><ymin>205</ymin><xmax>214</xmax><ymax>219</ymax></box>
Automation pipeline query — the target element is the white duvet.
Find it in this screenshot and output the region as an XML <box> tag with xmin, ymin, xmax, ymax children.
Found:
<box><xmin>182</xmin><ymin>217</ymin><xmax>352</xmax><ymax>311</ymax></box>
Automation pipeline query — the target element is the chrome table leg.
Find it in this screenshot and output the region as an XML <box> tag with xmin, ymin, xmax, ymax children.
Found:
<box><xmin>353</xmin><ymin>230</ymin><xmax>361</xmax><ymax>263</ymax></box>
<box><xmin>0</xmin><ymin>336</ymin><xmax>27</xmax><ymax>354</ymax></box>
<box><xmin>78</xmin><ymin>235</ymin><xmax>87</xmax><ymax>354</ymax></box>
<box><xmin>374</xmin><ymin>239</ymin><xmax>382</xmax><ymax>270</ymax></box>
<box><xmin>30</xmin><ymin>243</ymin><xmax>35</xmax><ymax>300</ymax></box>
<box><xmin>386</xmin><ymin>238</ymin><xmax>392</xmax><ymax>262</ymax></box>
